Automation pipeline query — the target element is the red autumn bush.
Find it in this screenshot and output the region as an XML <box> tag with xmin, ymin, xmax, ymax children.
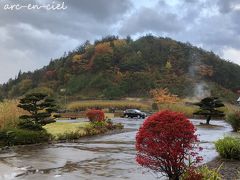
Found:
<box><xmin>86</xmin><ymin>109</ymin><xmax>105</xmax><ymax>122</ymax></box>
<box><xmin>136</xmin><ymin>110</ymin><xmax>202</xmax><ymax>180</ymax></box>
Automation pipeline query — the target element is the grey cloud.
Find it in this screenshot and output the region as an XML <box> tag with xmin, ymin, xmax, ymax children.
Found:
<box><xmin>217</xmin><ymin>0</ymin><xmax>240</xmax><ymax>13</ymax></box>
<box><xmin>0</xmin><ymin>0</ymin><xmax>132</xmax><ymax>38</ymax></box>
<box><xmin>3</xmin><ymin>23</ymin><xmax>79</xmax><ymax>55</ymax></box>
<box><xmin>0</xmin><ymin>23</ymin><xmax>79</xmax><ymax>83</ymax></box>
<box><xmin>0</xmin><ymin>44</ymin><xmax>39</xmax><ymax>83</ymax></box>
<box><xmin>119</xmin><ymin>0</ymin><xmax>206</xmax><ymax>37</ymax></box>
<box><xmin>66</xmin><ymin>0</ymin><xmax>132</xmax><ymax>22</ymax></box>
<box><xmin>192</xmin><ymin>3</ymin><xmax>240</xmax><ymax>50</ymax></box>
<box><xmin>119</xmin><ymin>7</ymin><xmax>183</xmax><ymax>36</ymax></box>
<box><xmin>184</xmin><ymin>0</ymin><xmax>198</xmax><ymax>3</ymax></box>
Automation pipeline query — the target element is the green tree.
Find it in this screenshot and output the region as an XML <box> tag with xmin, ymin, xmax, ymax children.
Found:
<box><xmin>0</xmin><ymin>95</ymin><xmax>3</xmax><ymax>102</ymax></box>
<box><xmin>119</xmin><ymin>52</ymin><xmax>145</xmax><ymax>71</ymax></box>
<box><xmin>193</xmin><ymin>97</ymin><xmax>225</xmax><ymax>124</ymax></box>
<box><xmin>18</xmin><ymin>93</ymin><xmax>57</xmax><ymax>128</ymax></box>
<box><xmin>19</xmin><ymin>79</ymin><xmax>33</xmax><ymax>94</ymax></box>
<box><xmin>92</xmin><ymin>53</ymin><xmax>113</xmax><ymax>71</ymax></box>
<box><xmin>0</xmin><ymin>87</ymin><xmax>4</xmax><ymax>102</ymax></box>
<box><xmin>103</xmin><ymin>85</ymin><xmax>124</xmax><ymax>99</ymax></box>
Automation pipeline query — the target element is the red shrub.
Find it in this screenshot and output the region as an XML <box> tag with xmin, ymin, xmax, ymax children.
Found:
<box><xmin>136</xmin><ymin>110</ymin><xmax>202</xmax><ymax>180</ymax></box>
<box><xmin>86</xmin><ymin>109</ymin><xmax>105</xmax><ymax>122</ymax></box>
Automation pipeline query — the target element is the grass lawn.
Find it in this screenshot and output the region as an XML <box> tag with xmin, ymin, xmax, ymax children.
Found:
<box><xmin>44</xmin><ymin>122</ymin><xmax>89</xmax><ymax>137</ymax></box>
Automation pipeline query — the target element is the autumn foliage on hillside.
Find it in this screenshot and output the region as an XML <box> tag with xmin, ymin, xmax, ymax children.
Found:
<box><xmin>198</xmin><ymin>64</ymin><xmax>214</xmax><ymax>77</ymax></box>
<box><xmin>94</xmin><ymin>42</ymin><xmax>113</xmax><ymax>55</ymax></box>
<box><xmin>136</xmin><ymin>110</ymin><xmax>202</xmax><ymax>179</ymax></box>
<box><xmin>1</xmin><ymin>35</ymin><xmax>239</xmax><ymax>101</ymax></box>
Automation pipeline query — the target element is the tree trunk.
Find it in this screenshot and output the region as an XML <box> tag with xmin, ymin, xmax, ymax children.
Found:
<box><xmin>169</xmin><ymin>175</ymin><xmax>179</xmax><ymax>180</ymax></box>
<box><xmin>169</xmin><ymin>177</ymin><xmax>179</xmax><ymax>180</ymax></box>
<box><xmin>206</xmin><ymin>115</ymin><xmax>211</xmax><ymax>125</ymax></box>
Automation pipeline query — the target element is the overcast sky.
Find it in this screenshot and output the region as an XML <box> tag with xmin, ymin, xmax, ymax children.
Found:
<box><xmin>0</xmin><ymin>0</ymin><xmax>240</xmax><ymax>83</ymax></box>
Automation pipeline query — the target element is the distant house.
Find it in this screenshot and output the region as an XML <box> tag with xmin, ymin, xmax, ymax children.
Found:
<box><xmin>237</xmin><ymin>97</ymin><xmax>240</xmax><ymax>105</ymax></box>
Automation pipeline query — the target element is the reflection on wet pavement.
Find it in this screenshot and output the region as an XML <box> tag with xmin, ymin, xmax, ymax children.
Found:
<box><xmin>0</xmin><ymin>118</ymin><xmax>233</xmax><ymax>180</ymax></box>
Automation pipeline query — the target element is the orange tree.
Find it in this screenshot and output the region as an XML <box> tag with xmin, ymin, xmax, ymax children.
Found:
<box><xmin>136</xmin><ymin>110</ymin><xmax>202</xmax><ymax>180</ymax></box>
<box><xmin>150</xmin><ymin>88</ymin><xmax>180</xmax><ymax>104</ymax></box>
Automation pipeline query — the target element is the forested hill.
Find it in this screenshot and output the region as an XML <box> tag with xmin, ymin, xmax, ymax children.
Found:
<box><xmin>1</xmin><ymin>35</ymin><xmax>240</xmax><ymax>101</ymax></box>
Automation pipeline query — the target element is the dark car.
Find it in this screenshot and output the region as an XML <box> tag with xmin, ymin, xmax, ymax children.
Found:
<box><xmin>123</xmin><ymin>109</ymin><xmax>146</xmax><ymax>119</ymax></box>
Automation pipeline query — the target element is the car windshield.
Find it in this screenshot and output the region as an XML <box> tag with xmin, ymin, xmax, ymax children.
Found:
<box><xmin>134</xmin><ymin>110</ymin><xmax>141</xmax><ymax>113</ymax></box>
<box><xmin>125</xmin><ymin>109</ymin><xmax>141</xmax><ymax>113</ymax></box>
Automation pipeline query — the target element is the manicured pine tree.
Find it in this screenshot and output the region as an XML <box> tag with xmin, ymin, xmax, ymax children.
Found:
<box><xmin>193</xmin><ymin>97</ymin><xmax>225</xmax><ymax>124</ymax></box>
<box><xmin>18</xmin><ymin>93</ymin><xmax>57</xmax><ymax>126</ymax></box>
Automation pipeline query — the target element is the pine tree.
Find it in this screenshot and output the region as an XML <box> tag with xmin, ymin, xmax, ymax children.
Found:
<box><xmin>193</xmin><ymin>97</ymin><xmax>225</xmax><ymax>124</ymax></box>
<box><xmin>18</xmin><ymin>93</ymin><xmax>57</xmax><ymax>127</ymax></box>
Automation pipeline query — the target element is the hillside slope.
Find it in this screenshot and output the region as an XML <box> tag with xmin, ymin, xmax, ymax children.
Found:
<box><xmin>1</xmin><ymin>35</ymin><xmax>240</xmax><ymax>102</ymax></box>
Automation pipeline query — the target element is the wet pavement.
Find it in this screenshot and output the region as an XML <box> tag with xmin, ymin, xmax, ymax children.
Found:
<box><xmin>0</xmin><ymin>118</ymin><xmax>234</xmax><ymax>180</ymax></box>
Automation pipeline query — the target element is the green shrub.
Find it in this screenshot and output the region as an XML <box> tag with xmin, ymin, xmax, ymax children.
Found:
<box><xmin>105</xmin><ymin>119</ymin><xmax>124</xmax><ymax>130</ymax></box>
<box><xmin>181</xmin><ymin>165</ymin><xmax>222</xmax><ymax>180</ymax></box>
<box><xmin>18</xmin><ymin>120</ymin><xmax>43</xmax><ymax>131</ymax></box>
<box><xmin>198</xmin><ymin>165</ymin><xmax>222</xmax><ymax>180</ymax></box>
<box><xmin>84</xmin><ymin>125</ymin><xmax>105</xmax><ymax>136</ymax></box>
<box><xmin>56</xmin><ymin>130</ymin><xmax>83</xmax><ymax>140</ymax></box>
<box><xmin>215</xmin><ymin>137</ymin><xmax>240</xmax><ymax>160</ymax></box>
<box><xmin>0</xmin><ymin>128</ymin><xmax>51</xmax><ymax>146</ymax></box>
<box><xmin>226</xmin><ymin>111</ymin><xmax>240</xmax><ymax>132</ymax></box>
<box><xmin>85</xmin><ymin>121</ymin><xmax>108</xmax><ymax>135</ymax></box>
<box><xmin>84</xmin><ymin>120</ymin><xmax>124</xmax><ymax>136</ymax></box>
<box><xmin>113</xmin><ymin>123</ymin><xmax>124</xmax><ymax>129</ymax></box>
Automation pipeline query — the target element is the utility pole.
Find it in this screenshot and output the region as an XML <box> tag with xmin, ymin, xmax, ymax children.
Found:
<box><xmin>60</xmin><ymin>88</ymin><xmax>67</xmax><ymax>107</ymax></box>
